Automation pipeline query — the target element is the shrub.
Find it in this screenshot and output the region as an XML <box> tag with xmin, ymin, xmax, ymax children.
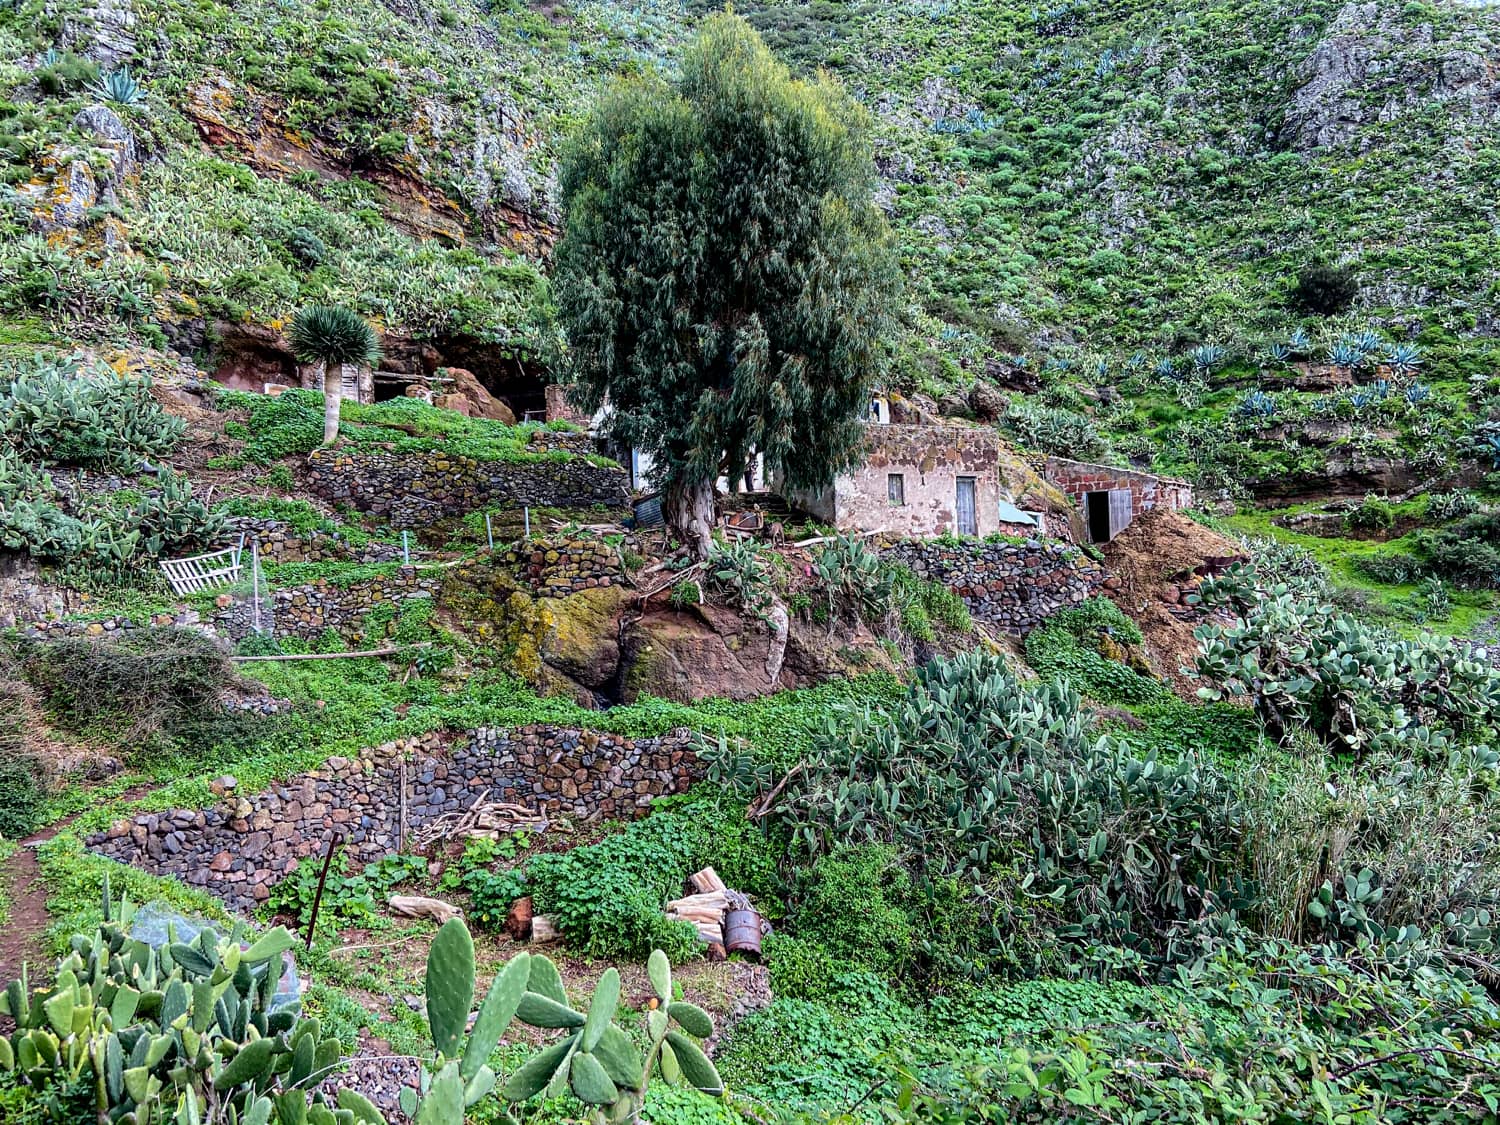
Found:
<box><xmin>1417</xmin><ymin>509</ymin><xmax>1500</xmax><ymax>588</ymax></box>
<box><xmin>0</xmin><ymin>754</ymin><xmax>45</xmax><ymax>839</ymax></box>
<box><xmin>1023</xmin><ymin>597</ymin><xmax>1169</xmax><ymax>704</ymax></box>
<box><xmin>1355</xmin><ymin>550</ymin><xmax>1426</xmax><ymax>585</ymax></box>
<box><xmin>1345</xmin><ymin>492</ymin><xmax>1396</xmax><ymax>532</ymax></box>
<box><xmin>0</xmin><ymin>354</ymin><xmax>184</xmax><ymax>470</ymax></box>
<box><xmin>1290</xmin><ymin>259</ymin><xmax>1358</xmax><ymax>316</ymax></box>
<box><xmin>18</xmin><ymin>627</ymin><xmax>241</xmax><ymax>755</ymax></box>
<box><xmin>793</xmin><ymin>846</ymin><xmax>915</xmax><ymax>976</ymax></box>
<box><xmin>527</xmin><ymin>811</ymin><xmax>704</xmax><ymax>961</ymax></box>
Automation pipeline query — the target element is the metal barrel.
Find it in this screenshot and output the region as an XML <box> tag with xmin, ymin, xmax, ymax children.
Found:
<box><xmin>724</xmin><ymin>909</ymin><xmax>765</xmax><ymax>957</ymax></box>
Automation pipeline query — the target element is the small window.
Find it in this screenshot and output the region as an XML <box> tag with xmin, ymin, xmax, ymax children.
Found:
<box><xmin>887</xmin><ymin>473</ymin><xmax>905</xmax><ymax>505</ymax></box>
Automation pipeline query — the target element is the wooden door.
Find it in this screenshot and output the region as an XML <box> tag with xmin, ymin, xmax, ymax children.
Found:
<box><xmin>1108</xmin><ymin>488</ymin><xmax>1134</xmax><ymax>539</ymax></box>
<box><xmin>956</xmin><ymin>477</ymin><xmax>978</xmax><ymax>536</ymax></box>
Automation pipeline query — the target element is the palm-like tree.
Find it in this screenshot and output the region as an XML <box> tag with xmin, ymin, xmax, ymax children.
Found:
<box><xmin>288</xmin><ymin>305</ymin><xmax>381</xmax><ymax>445</ymax></box>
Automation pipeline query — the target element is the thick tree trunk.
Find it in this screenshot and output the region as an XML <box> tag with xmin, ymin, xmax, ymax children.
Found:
<box><xmin>665</xmin><ymin>476</ymin><xmax>716</xmax><ymax>560</ymax></box>
<box><xmin>321</xmin><ymin>362</ymin><xmax>341</xmax><ymax>446</ymax></box>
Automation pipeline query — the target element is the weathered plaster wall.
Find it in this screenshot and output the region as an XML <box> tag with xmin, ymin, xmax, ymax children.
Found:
<box><xmin>86</xmin><ymin>726</ymin><xmax>700</xmax><ymax>911</ymax></box>
<box><xmin>789</xmin><ymin>424</ymin><xmax>1057</xmax><ymax>538</ymax></box>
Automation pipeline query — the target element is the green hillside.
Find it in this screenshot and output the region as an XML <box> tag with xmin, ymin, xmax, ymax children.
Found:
<box><xmin>6</xmin><ymin>0</ymin><xmax>1500</xmax><ymax>372</ymax></box>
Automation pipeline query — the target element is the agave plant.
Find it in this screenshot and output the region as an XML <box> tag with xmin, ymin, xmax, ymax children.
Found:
<box><xmin>1348</xmin><ymin>328</ymin><xmax>1384</xmax><ymax>354</ymax></box>
<box><xmin>1383</xmin><ymin>342</ymin><xmax>1423</xmax><ymax>375</ymax></box>
<box><xmin>90</xmin><ymin>67</ymin><xmax>144</xmax><ymax>106</ymax></box>
<box><xmin>1326</xmin><ymin>342</ymin><xmax>1365</xmax><ymax>368</ymax></box>
<box><xmin>1153</xmin><ymin>357</ymin><xmax>1176</xmax><ymax>380</ymax></box>
<box><xmin>1262</xmin><ymin>341</ymin><xmax>1293</xmax><ymax>365</ymax></box>
<box><xmin>1233</xmin><ymin>390</ymin><xmax>1277</xmax><ymax>422</ymax></box>
<box><xmin>1125</xmin><ymin>350</ymin><xmax>1146</xmax><ymax>371</ymax></box>
<box><xmin>1091</xmin><ymin>358</ymin><xmax>1110</xmax><ymax>382</ymax></box>
<box><xmin>1485</xmin><ymin>432</ymin><xmax>1500</xmax><ymax>469</ymax></box>
<box><xmin>1188</xmin><ymin>343</ymin><xmax>1226</xmax><ymax>373</ymax></box>
<box><xmin>1402</xmin><ymin>381</ymin><xmax>1432</xmax><ymax>406</ymax></box>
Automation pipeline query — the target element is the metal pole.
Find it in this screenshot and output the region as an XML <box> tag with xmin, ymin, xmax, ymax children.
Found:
<box><xmin>485</xmin><ymin>513</ymin><xmax>494</xmax><ymax>552</ymax></box>
<box><xmin>305</xmin><ymin>829</ymin><xmax>345</xmax><ymax>949</ymax></box>
<box><xmin>250</xmin><ymin>538</ymin><xmax>261</xmax><ymax>635</ymax></box>
<box><xmin>402</xmin><ymin>531</ymin><xmax>410</xmax><ymax>566</ymax></box>
<box><xmin>524</xmin><ymin>506</ymin><xmax>530</xmax><ymax>540</ymax></box>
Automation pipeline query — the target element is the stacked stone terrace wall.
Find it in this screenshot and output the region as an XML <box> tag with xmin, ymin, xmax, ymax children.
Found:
<box><xmin>210</xmin><ymin>567</ymin><xmax>444</xmax><ymax>643</ymax></box>
<box><xmin>224</xmin><ymin>517</ymin><xmax>403</xmax><ymax>565</ymax></box>
<box><xmin>306</xmin><ymin>445</ymin><xmax>628</xmax><ymax>528</ymax></box>
<box><xmin>882</xmin><ymin>537</ymin><xmax>1105</xmax><ymax>634</ymax></box>
<box><xmin>87</xmin><ymin>726</ymin><xmax>700</xmax><ymax>912</ymax></box>
<box><xmin>500</xmin><ymin>536</ymin><xmax>626</xmax><ymax>596</ymax></box>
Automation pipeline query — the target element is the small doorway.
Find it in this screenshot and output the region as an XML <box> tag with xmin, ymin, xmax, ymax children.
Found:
<box><xmin>1086</xmin><ymin>488</ymin><xmax>1133</xmax><ymax>543</ymax></box>
<box><xmin>956</xmin><ymin>477</ymin><xmax>978</xmax><ymax>536</ymax></box>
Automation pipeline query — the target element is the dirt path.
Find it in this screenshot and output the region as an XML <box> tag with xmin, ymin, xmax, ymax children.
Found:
<box><xmin>0</xmin><ymin>833</ymin><xmax>53</xmax><ymax>1015</ymax></box>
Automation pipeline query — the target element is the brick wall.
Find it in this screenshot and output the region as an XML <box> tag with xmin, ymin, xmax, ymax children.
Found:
<box><xmin>1044</xmin><ymin>457</ymin><xmax>1193</xmax><ymax>518</ymax></box>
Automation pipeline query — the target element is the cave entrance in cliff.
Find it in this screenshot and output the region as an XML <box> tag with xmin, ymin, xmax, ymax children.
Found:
<box><xmin>430</xmin><ymin>337</ymin><xmax>548</xmax><ymax>421</ymax></box>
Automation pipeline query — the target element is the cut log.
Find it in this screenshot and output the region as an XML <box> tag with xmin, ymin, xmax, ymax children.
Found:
<box><xmin>689</xmin><ymin>867</ymin><xmax>728</xmax><ymax>894</ymax></box>
<box><xmin>530</xmin><ymin>915</ymin><xmax>561</xmax><ymax>943</ymax></box>
<box><xmin>505</xmin><ymin>896</ymin><xmax>534</xmax><ymax>941</ymax></box>
<box><xmin>389</xmin><ymin>896</ymin><xmax>463</xmax><ymax>925</ymax></box>
<box><xmin>665</xmin><ymin>891</ymin><xmax>729</xmax><ymax>914</ymax></box>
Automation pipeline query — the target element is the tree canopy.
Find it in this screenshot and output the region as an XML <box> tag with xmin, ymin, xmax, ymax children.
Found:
<box><xmin>553</xmin><ymin>12</ymin><xmax>899</xmax><ymax>553</ymax></box>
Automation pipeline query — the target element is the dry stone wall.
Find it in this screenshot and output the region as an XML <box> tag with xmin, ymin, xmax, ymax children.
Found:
<box><xmin>209</xmin><ymin>567</ymin><xmax>443</xmax><ymax>643</ymax></box>
<box><xmin>224</xmin><ymin>517</ymin><xmax>403</xmax><ymax>565</ymax></box>
<box><xmin>882</xmin><ymin>537</ymin><xmax>1105</xmax><ymax>633</ymax></box>
<box><xmin>87</xmin><ymin>725</ymin><xmax>700</xmax><ymax>913</ymax></box>
<box><xmin>501</xmin><ymin>536</ymin><xmax>626</xmax><ymax>596</ymax></box>
<box><xmin>306</xmin><ymin>445</ymin><xmax>628</xmax><ymax>528</ymax></box>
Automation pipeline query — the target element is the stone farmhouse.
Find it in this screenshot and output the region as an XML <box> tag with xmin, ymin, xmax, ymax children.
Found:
<box><xmin>1044</xmin><ymin>457</ymin><xmax>1193</xmax><ymax>543</ymax></box>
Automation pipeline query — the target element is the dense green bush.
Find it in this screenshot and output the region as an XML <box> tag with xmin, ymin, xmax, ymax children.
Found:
<box><xmin>761</xmin><ymin>651</ymin><xmax>1246</xmax><ymax>974</ymax></box>
<box><xmin>1023</xmin><ymin>596</ymin><xmax>1169</xmax><ymax>704</ymax></box>
<box><xmin>0</xmin><ymin>754</ymin><xmax>44</xmax><ymax>840</ymax></box>
<box><xmin>1417</xmin><ymin>508</ymin><xmax>1500</xmax><ymax>588</ymax></box>
<box><xmin>0</xmin><ymin>354</ymin><xmax>183</xmax><ymax>470</ymax></box>
<box><xmin>792</xmin><ymin>846</ymin><xmax>915</xmax><ymax>977</ymax></box>
<box><xmin>1290</xmin><ymin>259</ymin><xmax>1359</xmax><ymax>316</ymax></box>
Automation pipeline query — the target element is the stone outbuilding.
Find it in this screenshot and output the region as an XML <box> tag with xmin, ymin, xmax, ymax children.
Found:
<box><xmin>1044</xmin><ymin>457</ymin><xmax>1192</xmax><ymax>543</ymax></box>
<box><xmin>783</xmin><ymin>422</ymin><xmax>1074</xmax><ymax>539</ymax></box>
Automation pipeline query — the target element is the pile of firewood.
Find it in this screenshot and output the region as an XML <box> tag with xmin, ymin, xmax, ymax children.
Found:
<box><xmin>665</xmin><ymin>868</ymin><xmax>761</xmax><ymax>956</ymax></box>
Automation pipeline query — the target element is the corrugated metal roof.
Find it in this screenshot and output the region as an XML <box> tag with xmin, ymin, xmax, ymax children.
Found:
<box><xmin>996</xmin><ymin>500</ymin><xmax>1038</xmax><ymax>526</ymax></box>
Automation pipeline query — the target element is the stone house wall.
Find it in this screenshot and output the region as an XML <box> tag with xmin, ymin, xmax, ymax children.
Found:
<box><xmin>881</xmin><ymin>537</ymin><xmax>1106</xmax><ymax>634</ymax></box>
<box><xmin>788</xmin><ymin>424</ymin><xmax>1040</xmax><ymax>538</ymax></box>
<box><xmin>306</xmin><ymin>446</ymin><xmax>628</xmax><ymax>528</ymax></box>
<box><xmin>1044</xmin><ymin>457</ymin><xmax>1193</xmax><ymax>528</ymax></box>
<box><xmin>86</xmin><ymin>725</ymin><xmax>700</xmax><ymax>912</ymax></box>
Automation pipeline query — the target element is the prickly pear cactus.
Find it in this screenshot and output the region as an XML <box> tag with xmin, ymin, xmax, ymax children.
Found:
<box><xmin>0</xmin><ymin>877</ymin><xmax>382</xmax><ymax>1125</ymax></box>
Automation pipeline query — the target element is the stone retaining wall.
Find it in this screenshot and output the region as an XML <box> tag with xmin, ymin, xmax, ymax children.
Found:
<box><xmin>882</xmin><ymin>537</ymin><xmax>1105</xmax><ymax>634</ymax></box>
<box><xmin>87</xmin><ymin>725</ymin><xmax>700</xmax><ymax>912</ymax></box>
<box><xmin>210</xmin><ymin>567</ymin><xmax>444</xmax><ymax>643</ymax></box>
<box><xmin>225</xmin><ymin>518</ymin><xmax>403</xmax><ymax>565</ymax></box>
<box><xmin>501</xmin><ymin>536</ymin><xmax>626</xmax><ymax>596</ymax></box>
<box><xmin>306</xmin><ymin>447</ymin><xmax>628</xmax><ymax>528</ymax></box>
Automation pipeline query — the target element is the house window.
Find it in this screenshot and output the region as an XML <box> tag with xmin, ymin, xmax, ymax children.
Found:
<box><xmin>887</xmin><ymin>473</ymin><xmax>905</xmax><ymax>505</ymax></box>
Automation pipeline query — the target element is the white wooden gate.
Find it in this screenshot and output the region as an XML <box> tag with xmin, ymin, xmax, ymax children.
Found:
<box><xmin>159</xmin><ymin>536</ymin><xmax>245</xmax><ymax>595</ymax></box>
